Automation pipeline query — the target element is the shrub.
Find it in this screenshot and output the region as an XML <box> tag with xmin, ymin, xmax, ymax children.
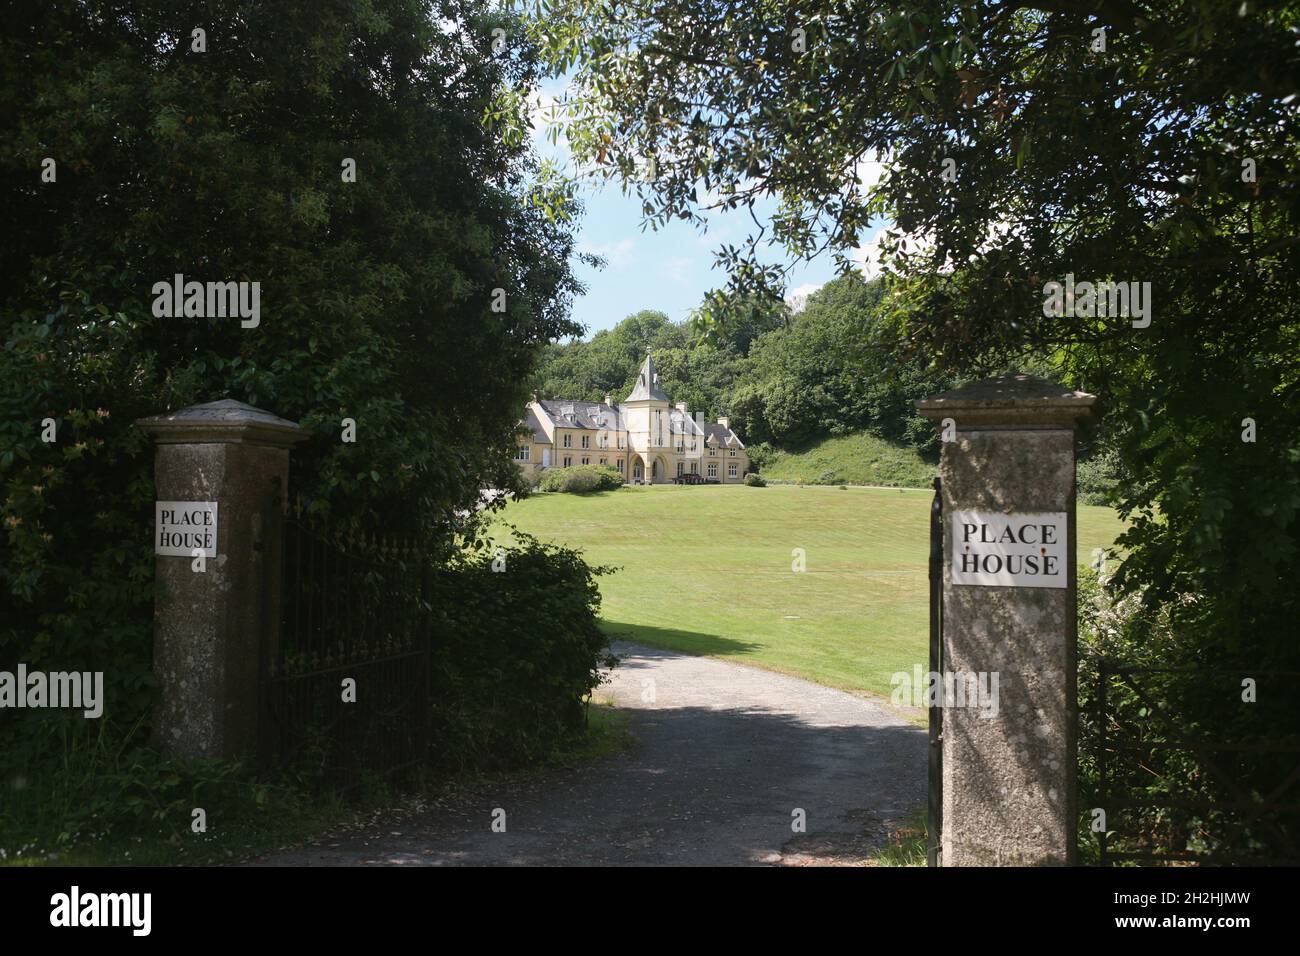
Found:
<box><xmin>743</xmin><ymin>472</ymin><xmax>766</xmax><ymax>487</ymax></box>
<box><xmin>538</xmin><ymin>464</ymin><xmax>623</xmax><ymax>494</ymax></box>
<box><xmin>0</xmin><ymin>528</ymin><xmax>614</xmax><ymax>858</ymax></box>
<box><xmin>1076</xmin><ymin>567</ymin><xmax>1300</xmax><ymax>863</ymax></box>
<box><xmin>429</xmin><ymin>530</ymin><xmax>615</xmax><ymax>769</ymax></box>
<box><xmin>745</xmin><ymin>441</ymin><xmax>773</xmax><ymax>471</ymax></box>
<box><xmin>1076</xmin><ymin>445</ymin><xmax>1123</xmax><ymax>506</ymax></box>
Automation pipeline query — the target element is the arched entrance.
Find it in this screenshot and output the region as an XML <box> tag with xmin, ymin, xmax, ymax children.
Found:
<box><xmin>633</xmin><ymin>460</ymin><xmax>643</xmax><ymax>481</ymax></box>
<box><xmin>651</xmin><ymin>459</ymin><xmax>662</xmax><ymax>481</ymax></box>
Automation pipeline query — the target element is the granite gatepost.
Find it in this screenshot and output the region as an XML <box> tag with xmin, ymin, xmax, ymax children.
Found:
<box><xmin>918</xmin><ymin>374</ymin><xmax>1097</xmax><ymax>865</ymax></box>
<box><xmin>137</xmin><ymin>400</ymin><xmax>306</xmax><ymax>758</ymax></box>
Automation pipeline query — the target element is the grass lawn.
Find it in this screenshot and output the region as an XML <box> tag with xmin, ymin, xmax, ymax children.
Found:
<box><xmin>493</xmin><ymin>484</ymin><xmax>1126</xmax><ymax>701</ymax></box>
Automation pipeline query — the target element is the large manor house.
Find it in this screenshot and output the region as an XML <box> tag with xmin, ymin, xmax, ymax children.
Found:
<box><xmin>516</xmin><ymin>350</ymin><xmax>750</xmax><ymax>484</ymax></box>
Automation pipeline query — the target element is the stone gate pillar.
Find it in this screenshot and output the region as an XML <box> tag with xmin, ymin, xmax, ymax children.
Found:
<box><xmin>137</xmin><ymin>399</ymin><xmax>306</xmax><ymax>759</ymax></box>
<box><xmin>917</xmin><ymin>374</ymin><xmax>1097</xmax><ymax>865</ymax></box>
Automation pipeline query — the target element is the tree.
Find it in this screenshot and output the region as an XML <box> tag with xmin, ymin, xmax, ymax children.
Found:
<box><xmin>0</xmin><ymin>0</ymin><xmax>583</xmax><ymax>744</ymax></box>
<box><xmin>516</xmin><ymin>0</ymin><xmax>1300</xmax><ymax>660</ymax></box>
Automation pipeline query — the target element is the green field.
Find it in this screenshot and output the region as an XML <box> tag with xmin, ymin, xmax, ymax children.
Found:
<box><xmin>492</xmin><ymin>484</ymin><xmax>1126</xmax><ymax>701</ymax></box>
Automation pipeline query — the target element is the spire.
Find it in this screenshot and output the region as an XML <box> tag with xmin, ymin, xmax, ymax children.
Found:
<box><xmin>625</xmin><ymin>347</ymin><xmax>670</xmax><ymax>402</ymax></box>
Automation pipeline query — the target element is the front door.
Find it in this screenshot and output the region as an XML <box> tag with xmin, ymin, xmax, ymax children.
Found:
<box><xmin>634</xmin><ymin>461</ymin><xmax>643</xmax><ymax>481</ymax></box>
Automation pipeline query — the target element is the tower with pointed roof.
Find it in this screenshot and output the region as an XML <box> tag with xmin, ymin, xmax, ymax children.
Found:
<box><xmin>623</xmin><ymin>348</ymin><xmax>671</xmax><ymax>481</ymax></box>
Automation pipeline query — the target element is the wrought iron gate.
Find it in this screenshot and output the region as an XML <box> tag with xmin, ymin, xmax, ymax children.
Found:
<box><xmin>258</xmin><ymin>497</ymin><xmax>435</xmax><ymax>792</ymax></box>
<box><xmin>928</xmin><ymin>475</ymin><xmax>943</xmax><ymax>867</ymax></box>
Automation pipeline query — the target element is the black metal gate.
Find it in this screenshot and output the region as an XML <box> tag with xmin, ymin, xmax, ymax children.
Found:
<box><xmin>927</xmin><ymin>476</ymin><xmax>943</xmax><ymax>866</ymax></box>
<box><xmin>258</xmin><ymin>498</ymin><xmax>435</xmax><ymax>793</ymax></box>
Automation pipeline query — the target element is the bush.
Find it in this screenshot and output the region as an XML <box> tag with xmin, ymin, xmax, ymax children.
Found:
<box><xmin>429</xmin><ymin>530</ymin><xmax>615</xmax><ymax>769</ymax></box>
<box><xmin>744</xmin><ymin>472</ymin><xmax>766</xmax><ymax>487</ymax></box>
<box><xmin>745</xmin><ymin>441</ymin><xmax>773</xmax><ymax>472</ymax></box>
<box><xmin>1076</xmin><ymin>445</ymin><xmax>1123</xmax><ymax>506</ymax></box>
<box><xmin>0</xmin><ymin>528</ymin><xmax>614</xmax><ymax>859</ymax></box>
<box><xmin>1075</xmin><ymin>567</ymin><xmax>1300</xmax><ymax>863</ymax></box>
<box><xmin>537</xmin><ymin>464</ymin><xmax>624</xmax><ymax>493</ymax></box>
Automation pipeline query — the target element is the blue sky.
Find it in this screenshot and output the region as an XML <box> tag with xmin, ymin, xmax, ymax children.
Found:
<box><xmin>565</xmin><ymin>180</ymin><xmax>857</xmax><ymax>339</ymax></box>
<box><xmin>533</xmin><ymin>83</ymin><xmax>884</xmax><ymax>341</ymax></box>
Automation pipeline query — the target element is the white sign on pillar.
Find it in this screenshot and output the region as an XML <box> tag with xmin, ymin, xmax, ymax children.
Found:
<box><xmin>951</xmin><ymin>510</ymin><xmax>1067</xmax><ymax>588</ymax></box>
<box><xmin>155</xmin><ymin>501</ymin><xmax>218</xmax><ymax>557</ymax></box>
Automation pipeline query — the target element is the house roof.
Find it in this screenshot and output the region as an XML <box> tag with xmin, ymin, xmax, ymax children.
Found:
<box><xmin>535</xmin><ymin>399</ymin><xmax>623</xmax><ymax>432</ymax></box>
<box><xmin>704</xmin><ymin>422</ymin><xmax>745</xmax><ymax>449</ymax></box>
<box><xmin>524</xmin><ymin>406</ymin><xmax>551</xmax><ymax>444</ymax></box>
<box><xmin>669</xmin><ymin>408</ymin><xmax>705</xmax><ymax>436</ymax></box>
<box><xmin>625</xmin><ymin>351</ymin><xmax>670</xmax><ymax>403</ymax></box>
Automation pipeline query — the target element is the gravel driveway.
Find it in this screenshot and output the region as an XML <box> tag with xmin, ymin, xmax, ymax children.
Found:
<box><xmin>253</xmin><ymin>642</ymin><xmax>926</xmax><ymax>866</ymax></box>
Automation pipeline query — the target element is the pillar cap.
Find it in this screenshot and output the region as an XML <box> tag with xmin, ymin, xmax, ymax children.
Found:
<box><xmin>137</xmin><ymin>399</ymin><xmax>307</xmax><ymax>447</ymax></box>
<box><xmin>916</xmin><ymin>373</ymin><xmax>1097</xmax><ymax>429</ymax></box>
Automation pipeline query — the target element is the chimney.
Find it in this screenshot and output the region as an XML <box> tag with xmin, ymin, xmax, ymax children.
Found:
<box><xmin>675</xmin><ymin>402</ymin><xmax>688</xmax><ymax>414</ymax></box>
<box><xmin>717</xmin><ymin>416</ymin><xmax>730</xmax><ymax>429</ymax></box>
<box><xmin>605</xmin><ymin>393</ymin><xmax>613</xmax><ymax>407</ymax></box>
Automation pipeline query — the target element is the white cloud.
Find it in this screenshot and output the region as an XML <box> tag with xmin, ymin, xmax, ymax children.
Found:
<box><xmin>852</xmin><ymin>218</ymin><xmax>1016</xmax><ymax>279</ymax></box>
<box><xmin>852</xmin><ymin>228</ymin><xmax>905</xmax><ymax>280</ymax></box>
<box><xmin>786</xmin><ymin>282</ymin><xmax>823</xmax><ymax>313</ymax></box>
<box><xmin>577</xmin><ymin>237</ymin><xmax>637</xmax><ymax>269</ymax></box>
<box><xmin>854</xmin><ymin>152</ymin><xmax>889</xmax><ymax>192</ymax></box>
<box><xmin>664</xmin><ymin>256</ymin><xmax>693</xmax><ymax>282</ymax></box>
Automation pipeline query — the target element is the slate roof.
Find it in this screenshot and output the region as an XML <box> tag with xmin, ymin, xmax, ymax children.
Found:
<box><xmin>669</xmin><ymin>408</ymin><xmax>705</xmax><ymax>436</ymax></box>
<box><xmin>625</xmin><ymin>352</ymin><xmax>671</xmax><ymax>402</ymax></box>
<box><xmin>524</xmin><ymin>406</ymin><xmax>551</xmax><ymax>444</ymax></box>
<box><xmin>535</xmin><ymin>399</ymin><xmax>623</xmax><ymax>431</ymax></box>
<box><xmin>703</xmin><ymin>422</ymin><xmax>745</xmax><ymax>449</ymax></box>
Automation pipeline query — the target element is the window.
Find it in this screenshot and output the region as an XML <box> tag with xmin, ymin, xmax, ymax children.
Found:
<box><xmin>618</xmin><ymin>438</ymin><xmax>624</xmax><ymax>449</ymax></box>
<box><xmin>707</xmin><ymin>463</ymin><xmax>717</xmax><ymax>478</ymax></box>
<box><xmin>729</xmin><ymin>449</ymin><xmax>737</xmax><ymax>457</ymax></box>
<box><xmin>562</xmin><ymin>434</ymin><xmax>572</xmax><ymax>448</ymax></box>
<box><xmin>581</xmin><ymin>435</ymin><xmax>590</xmax><ymax>449</ymax></box>
<box><xmin>617</xmin><ymin>459</ymin><xmax>624</xmax><ymax>471</ymax></box>
<box><xmin>514</xmin><ymin>445</ymin><xmax>530</xmax><ymax>462</ymax></box>
<box><xmin>728</xmin><ymin>465</ymin><xmax>738</xmax><ymax>478</ymax></box>
<box><xmin>582</xmin><ymin>457</ymin><xmax>590</xmax><ymax>465</ymax></box>
<box><xmin>676</xmin><ymin>442</ymin><xmax>684</xmax><ymax>453</ymax></box>
<box><xmin>710</xmin><ymin>447</ymin><xmax>717</xmax><ymax>456</ymax></box>
<box><xmin>563</xmin><ymin>456</ymin><xmax>572</xmax><ymax>467</ymax></box>
<box><xmin>677</xmin><ymin>462</ymin><xmax>684</xmax><ymax>476</ymax></box>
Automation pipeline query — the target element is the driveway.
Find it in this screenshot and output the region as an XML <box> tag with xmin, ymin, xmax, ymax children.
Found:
<box><xmin>253</xmin><ymin>642</ymin><xmax>926</xmax><ymax>866</ymax></box>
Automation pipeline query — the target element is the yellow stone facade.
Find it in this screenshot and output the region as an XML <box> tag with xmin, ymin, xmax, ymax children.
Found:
<box><xmin>515</xmin><ymin>351</ymin><xmax>749</xmax><ymax>485</ymax></box>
